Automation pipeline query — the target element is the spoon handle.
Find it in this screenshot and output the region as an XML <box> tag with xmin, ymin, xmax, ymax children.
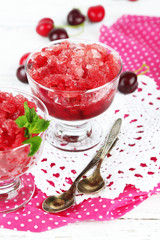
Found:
<box><xmin>96</xmin><ymin>137</ymin><xmax>118</xmax><ymax>171</ymax></box>
<box><xmin>74</xmin><ymin>118</ymin><xmax>122</xmax><ymax>184</ymax></box>
<box><xmin>101</xmin><ymin>118</ymin><xmax>122</xmax><ymax>159</ymax></box>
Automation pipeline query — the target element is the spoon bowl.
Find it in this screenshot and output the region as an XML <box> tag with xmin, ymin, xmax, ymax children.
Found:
<box><xmin>77</xmin><ymin>171</ymin><xmax>105</xmax><ymax>194</ymax></box>
<box><xmin>42</xmin><ymin>118</ymin><xmax>122</xmax><ymax>213</ymax></box>
<box><xmin>42</xmin><ymin>191</ymin><xmax>74</xmax><ymax>213</ymax></box>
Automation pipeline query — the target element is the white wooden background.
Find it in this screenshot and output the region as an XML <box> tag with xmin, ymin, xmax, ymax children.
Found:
<box><xmin>0</xmin><ymin>0</ymin><xmax>160</xmax><ymax>239</ymax></box>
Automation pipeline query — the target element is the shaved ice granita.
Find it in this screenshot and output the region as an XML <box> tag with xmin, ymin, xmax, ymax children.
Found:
<box><xmin>26</xmin><ymin>39</ymin><xmax>122</xmax><ymax>151</ymax></box>
<box><xmin>0</xmin><ymin>88</ymin><xmax>48</xmax><ymax>212</ymax></box>
<box><xmin>0</xmin><ymin>92</ymin><xmax>36</xmax><ymax>153</ymax></box>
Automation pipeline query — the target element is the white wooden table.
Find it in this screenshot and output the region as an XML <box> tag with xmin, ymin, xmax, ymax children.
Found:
<box><xmin>0</xmin><ymin>0</ymin><xmax>160</xmax><ymax>239</ymax></box>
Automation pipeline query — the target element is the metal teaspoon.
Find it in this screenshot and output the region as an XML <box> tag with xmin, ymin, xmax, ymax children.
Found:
<box><xmin>42</xmin><ymin>118</ymin><xmax>122</xmax><ymax>213</ymax></box>
<box><xmin>77</xmin><ymin>118</ymin><xmax>122</xmax><ymax>194</ymax></box>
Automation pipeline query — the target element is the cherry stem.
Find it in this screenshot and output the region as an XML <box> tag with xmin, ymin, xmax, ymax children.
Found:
<box><xmin>134</xmin><ymin>63</ymin><xmax>150</xmax><ymax>76</ymax></box>
<box><xmin>55</xmin><ymin>23</ymin><xmax>85</xmax><ymax>37</ymax></box>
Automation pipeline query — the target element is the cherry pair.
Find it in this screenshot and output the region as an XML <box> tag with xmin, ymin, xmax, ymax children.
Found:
<box><xmin>67</xmin><ymin>6</ymin><xmax>105</xmax><ymax>25</ymax></box>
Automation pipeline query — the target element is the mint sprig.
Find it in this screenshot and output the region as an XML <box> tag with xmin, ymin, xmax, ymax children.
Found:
<box><xmin>15</xmin><ymin>102</ymin><xmax>50</xmax><ymax>156</ymax></box>
<box><xmin>22</xmin><ymin>136</ymin><xmax>42</xmax><ymax>157</ymax></box>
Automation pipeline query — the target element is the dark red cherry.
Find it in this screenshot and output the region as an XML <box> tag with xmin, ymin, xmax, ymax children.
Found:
<box><xmin>67</xmin><ymin>9</ymin><xmax>85</xmax><ymax>26</ymax></box>
<box><xmin>48</xmin><ymin>28</ymin><xmax>69</xmax><ymax>41</ymax></box>
<box><xmin>16</xmin><ymin>65</ymin><xmax>28</xmax><ymax>83</ymax></box>
<box><xmin>118</xmin><ymin>71</ymin><xmax>138</xmax><ymax>94</ymax></box>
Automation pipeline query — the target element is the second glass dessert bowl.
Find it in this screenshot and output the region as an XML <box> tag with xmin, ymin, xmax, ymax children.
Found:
<box><xmin>0</xmin><ymin>87</ymin><xmax>48</xmax><ymax>212</ymax></box>
<box><xmin>26</xmin><ymin>39</ymin><xmax>122</xmax><ymax>151</ymax></box>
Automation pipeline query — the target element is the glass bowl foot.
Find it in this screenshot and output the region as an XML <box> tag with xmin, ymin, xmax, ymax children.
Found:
<box><xmin>46</xmin><ymin>120</ymin><xmax>102</xmax><ymax>151</ymax></box>
<box><xmin>0</xmin><ymin>174</ymin><xmax>35</xmax><ymax>213</ymax></box>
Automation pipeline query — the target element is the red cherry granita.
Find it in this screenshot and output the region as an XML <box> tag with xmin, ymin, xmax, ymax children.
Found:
<box><xmin>0</xmin><ymin>92</ymin><xmax>37</xmax><ymax>180</ymax></box>
<box><xmin>0</xmin><ymin>92</ymin><xmax>36</xmax><ymax>150</ymax></box>
<box><xmin>27</xmin><ymin>41</ymin><xmax>121</xmax><ymax>121</ymax></box>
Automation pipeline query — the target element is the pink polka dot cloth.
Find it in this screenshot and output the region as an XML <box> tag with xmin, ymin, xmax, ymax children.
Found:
<box><xmin>100</xmin><ymin>15</ymin><xmax>160</xmax><ymax>88</ymax></box>
<box><xmin>0</xmin><ymin>15</ymin><xmax>160</xmax><ymax>232</ymax></box>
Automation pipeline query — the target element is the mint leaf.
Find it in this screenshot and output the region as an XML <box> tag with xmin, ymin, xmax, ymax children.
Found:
<box><xmin>23</xmin><ymin>136</ymin><xmax>42</xmax><ymax>157</ymax></box>
<box><xmin>23</xmin><ymin>102</ymin><xmax>50</xmax><ymax>134</ymax></box>
<box><xmin>15</xmin><ymin>102</ymin><xmax>50</xmax><ymax>156</ymax></box>
<box><xmin>24</xmin><ymin>101</ymin><xmax>37</xmax><ymax>123</ymax></box>
<box><xmin>29</xmin><ymin>118</ymin><xmax>50</xmax><ymax>134</ymax></box>
<box><xmin>24</xmin><ymin>128</ymin><xmax>29</xmax><ymax>138</ymax></box>
<box><xmin>15</xmin><ymin>115</ymin><xmax>28</xmax><ymax>128</ymax></box>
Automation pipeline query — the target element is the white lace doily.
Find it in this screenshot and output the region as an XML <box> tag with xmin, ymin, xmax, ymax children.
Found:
<box><xmin>31</xmin><ymin>75</ymin><xmax>160</xmax><ymax>203</ymax></box>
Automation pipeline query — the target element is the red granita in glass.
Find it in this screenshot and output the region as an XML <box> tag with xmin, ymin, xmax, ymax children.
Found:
<box><xmin>27</xmin><ymin>40</ymin><xmax>121</xmax><ymax>121</ymax></box>
<box><xmin>0</xmin><ymin>91</ymin><xmax>37</xmax><ymax>180</ymax></box>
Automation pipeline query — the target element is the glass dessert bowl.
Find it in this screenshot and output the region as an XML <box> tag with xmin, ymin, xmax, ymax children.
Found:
<box><xmin>0</xmin><ymin>88</ymin><xmax>48</xmax><ymax>212</ymax></box>
<box><xmin>26</xmin><ymin>39</ymin><xmax>122</xmax><ymax>151</ymax></box>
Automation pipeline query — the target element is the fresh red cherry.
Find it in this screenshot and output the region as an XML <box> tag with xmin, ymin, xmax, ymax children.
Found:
<box><xmin>48</xmin><ymin>28</ymin><xmax>69</xmax><ymax>41</ymax></box>
<box><xmin>38</xmin><ymin>17</ymin><xmax>54</xmax><ymax>25</ymax></box>
<box><xmin>19</xmin><ymin>52</ymin><xmax>30</xmax><ymax>65</ymax></box>
<box><xmin>87</xmin><ymin>5</ymin><xmax>105</xmax><ymax>22</ymax></box>
<box><xmin>16</xmin><ymin>65</ymin><xmax>28</xmax><ymax>83</ymax></box>
<box><xmin>67</xmin><ymin>9</ymin><xmax>85</xmax><ymax>25</ymax></box>
<box><xmin>36</xmin><ymin>21</ymin><xmax>53</xmax><ymax>37</ymax></box>
<box><xmin>118</xmin><ymin>71</ymin><xmax>138</xmax><ymax>94</ymax></box>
